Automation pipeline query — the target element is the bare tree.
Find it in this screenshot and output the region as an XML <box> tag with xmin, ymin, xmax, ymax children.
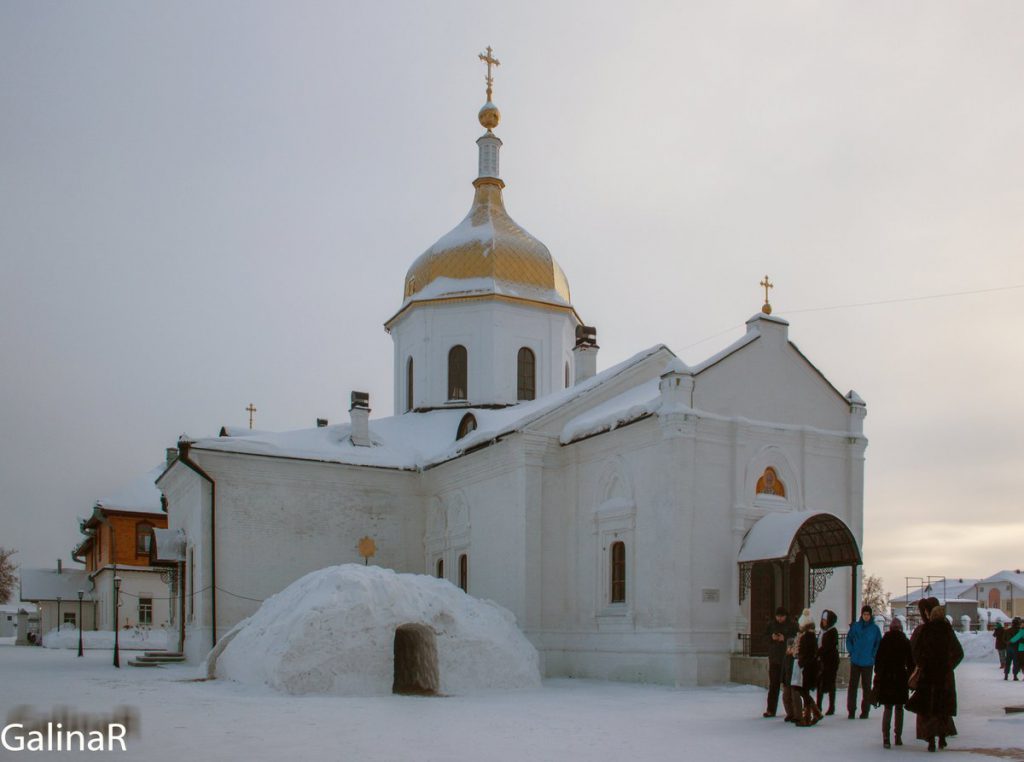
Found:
<box><xmin>0</xmin><ymin>547</ymin><xmax>16</xmax><ymax>604</ymax></box>
<box><xmin>862</xmin><ymin>573</ymin><xmax>890</xmax><ymax>616</ymax></box>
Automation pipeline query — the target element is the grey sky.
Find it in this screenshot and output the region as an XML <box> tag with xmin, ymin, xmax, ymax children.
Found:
<box><xmin>2</xmin><ymin>1</ymin><xmax>1022</xmax><ymax>598</ymax></box>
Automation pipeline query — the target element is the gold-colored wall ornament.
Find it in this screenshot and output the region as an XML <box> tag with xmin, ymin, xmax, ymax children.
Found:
<box><xmin>760</xmin><ymin>275</ymin><xmax>774</xmax><ymax>315</ymax></box>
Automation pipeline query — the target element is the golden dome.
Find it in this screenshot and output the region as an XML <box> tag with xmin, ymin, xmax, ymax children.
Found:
<box><xmin>401</xmin><ymin>178</ymin><xmax>571</xmax><ymax>308</ymax></box>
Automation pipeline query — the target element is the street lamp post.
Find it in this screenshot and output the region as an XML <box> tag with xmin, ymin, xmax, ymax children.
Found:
<box><xmin>77</xmin><ymin>590</ymin><xmax>84</xmax><ymax>657</ymax></box>
<box><xmin>56</xmin><ymin>596</ymin><xmax>62</xmax><ymax>633</ymax></box>
<box><xmin>112</xmin><ymin>576</ymin><xmax>122</xmax><ymax>668</ymax></box>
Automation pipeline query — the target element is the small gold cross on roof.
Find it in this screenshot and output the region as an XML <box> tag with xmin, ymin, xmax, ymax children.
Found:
<box><xmin>479</xmin><ymin>46</ymin><xmax>500</xmax><ymax>101</ymax></box>
<box><xmin>760</xmin><ymin>275</ymin><xmax>774</xmax><ymax>315</ymax></box>
<box><xmin>246</xmin><ymin>403</ymin><xmax>257</xmax><ymax>429</ymax></box>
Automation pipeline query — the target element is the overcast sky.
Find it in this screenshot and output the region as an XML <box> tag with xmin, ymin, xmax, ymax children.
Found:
<box><xmin>2</xmin><ymin>1</ymin><xmax>1022</xmax><ymax>600</ymax></box>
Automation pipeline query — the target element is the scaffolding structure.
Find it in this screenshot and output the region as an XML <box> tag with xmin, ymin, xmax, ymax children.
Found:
<box><xmin>903</xmin><ymin>575</ymin><xmax>947</xmax><ymax>630</ymax></box>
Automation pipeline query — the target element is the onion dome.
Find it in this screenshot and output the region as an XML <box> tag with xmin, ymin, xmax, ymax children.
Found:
<box><xmin>391</xmin><ymin>47</ymin><xmax>572</xmax><ymax>320</ymax></box>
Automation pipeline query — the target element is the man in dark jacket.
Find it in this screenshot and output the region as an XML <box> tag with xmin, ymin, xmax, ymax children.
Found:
<box><xmin>847</xmin><ymin>604</ymin><xmax>882</xmax><ymax>719</ymax></box>
<box><xmin>764</xmin><ymin>606</ymin><xmax>797</xmax><ymax>718</ymax></box>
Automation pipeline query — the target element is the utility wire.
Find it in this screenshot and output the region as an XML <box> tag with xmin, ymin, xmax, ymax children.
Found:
<box><xmin>678</xmin><ymin>282</ymin><xmax>1024</xmax><ymax>352</ymax></box>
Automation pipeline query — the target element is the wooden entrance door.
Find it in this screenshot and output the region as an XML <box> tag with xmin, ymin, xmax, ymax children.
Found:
<box><xmin>750</xmin><ymin>561</ymin><xmax>776</xmax><ymax>656</ymax></box>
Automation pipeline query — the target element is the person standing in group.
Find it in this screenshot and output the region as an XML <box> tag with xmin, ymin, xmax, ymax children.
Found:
<box><xmin>1007</xmin><ymin>618</ymin><xmax>1024</xmax><ymax>681</ymax></box>
<box><xmin>873</xmin><ymin>618</ymin><xmax>914</xmax><ymax>748</ymax></box>
<box><xmin>817</xmin><ymin>609</ymin><xmax>840</xmax><ymax>716</ymax></box>
<box><xmin>782</xmin><ymin>635</ymin><xmax>802</xmax><ymax>723</ymax></box>
<box><xmin>764</xmin><ymin>606</ymin><xmax>797</xmax><ymax>718</ymax></box>
<box><xmin>907</xmin><ymin>598</ymin><xmax>964</xmax><ymax>753</ymax></box>
<box><xmin>847</xmin><ymin>604</ymin><xmax>882</xmax><ymax>719</ymax></box>
<box><xmin>795</xmin><ymin>608</ymin><xmax>823</xmax><ymax>727</ymax></box>
<box><xmin>993</xmin><ymin>621</ymin><xmax>1006</xmax><ymax>671</ymax></box>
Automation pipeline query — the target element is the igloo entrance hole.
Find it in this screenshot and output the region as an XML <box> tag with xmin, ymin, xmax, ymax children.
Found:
<box><xmin>392</xmin><ymin>623</ymin><xmax>439</xmax><ymax>695</ymax></box>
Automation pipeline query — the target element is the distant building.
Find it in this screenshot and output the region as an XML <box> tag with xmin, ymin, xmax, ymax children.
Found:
<box><xmin>72</xmin><ymin>464</ymin><xmax>173</xmax><ymax>634</ymax></box>
<box><xmin>19</xmin><ymin>564</ymin><xmax>97</xmax><ymax>637</ymax></box>
<box><xmin>0</xmin><ymin>603</ymin><xmax>28</xmax><ymax>637</ymax></box>
<box><xmin>975</xmin><ymin>570</ymin><xmax>1024</xmax><ymax>619</ymax></box>
<box><xmin>891</xmin><ymin>571</ymin><xmax>1024</xmax><ymax>628</ymax></box>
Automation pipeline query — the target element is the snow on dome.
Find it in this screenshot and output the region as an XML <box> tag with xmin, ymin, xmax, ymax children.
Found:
<box><xmin>214</xmin><ymin>564</ymin><xmax>541</xmax><ymax>696</ymax></box>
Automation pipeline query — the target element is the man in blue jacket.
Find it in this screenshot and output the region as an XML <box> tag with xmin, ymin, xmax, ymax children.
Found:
<box><xmin>846</xmin><ymin>604</ymin><xmax>882</xmax><ymax>719</ymax></box>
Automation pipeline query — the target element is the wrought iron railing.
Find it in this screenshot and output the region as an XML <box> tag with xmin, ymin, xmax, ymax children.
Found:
<box><xmin>737</xmin><ymin>632</ymin><xmax>848</xmax><ymax>657</ymax></box>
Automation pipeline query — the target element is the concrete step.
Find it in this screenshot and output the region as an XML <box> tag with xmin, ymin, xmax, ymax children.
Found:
<box><xmin>144</xmin><ymin>651</ymin><xmax>183</xmax><ymax>658</ymax></box>
<box><xmin>127</xmin><ymin>659</ymin><xmax>163</xmax><ymax>668</ymax></box>
<box><xmin>132</xmin><ymin>655</ymin><xmax>186</xmax><ymax>664</ymax></box>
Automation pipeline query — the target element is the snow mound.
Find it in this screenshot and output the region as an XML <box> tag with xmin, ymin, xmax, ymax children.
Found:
<box><xmin>214</xmin><ymin>564</ymin><xmax>541</xmax><ymax>696</ymax></box>
<box><xmin>957</xmin><ymin>630</ymin><xmax>996</xmax><ymax>662</ymax></box>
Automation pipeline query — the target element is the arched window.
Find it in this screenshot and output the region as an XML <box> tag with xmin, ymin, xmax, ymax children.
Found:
<box><xmin>406</xmin><ymin>356</ymin><xmax>414</xmax><ymax>412</ymax></box>
<box><xmin>448</xmin><ymin>345</ymin><xmax>467</xmax><ymax>401</ymax></box>
<box><xmin>456</xmin><ymin>413</ymin><xmax>477</xmax><ymax>440</ymax></box>
<box><xmin>136</xmin><ymin>521</ymin><xmax>153</xmax><ymax>555</ymax></box>
<box><xmin>458</xmin><ymin>554</ymin><xmax>468</xmax><ymax>593</ymax></box>
<box><xmin>756</xmin><ymin>467</ymin><xmax>786</xmax><ymax>498</ymax></box>
<box><xmin>565</xmin><ymin>361</ymin><xmax>570</xmax><ymax>388</ymax></box>
<box><xmin>988</xmin><ymin>588</ymin><xmax>1001</xmax><ymax>609</ymax></box>
<box><xmin>610</xmin><ymin>541</ymin><xmax>626</xmax><ymax>603</ymax></box>
<box><xmin>517</xmin><ymin>347</ymin><xmax>536</xmax><ymax>401</ymax></box>
<box><xmin>436</xmin><ymin>558</ymin><xmax>444</xmax><ymax>579</ymax></box>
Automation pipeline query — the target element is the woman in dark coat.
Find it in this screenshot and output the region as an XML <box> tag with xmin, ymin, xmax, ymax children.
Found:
<box><xmin>873</xmin><ymin>618</ymin><xmax>914</xmax><ymax>748</ymax></box>
<box><xmin>796</xmin><ymin>608</ymin><xmax>822</xmax><ymax>726</ymax></box>
<box><xmin>816</xmin><ymin>609</ymin><xmax>840</xmax><ymax>715</ymax></box>
<box><xmin>907</xmin><ymin>602</ymin><xmax>964</xmax><ymax>752</ymax></box>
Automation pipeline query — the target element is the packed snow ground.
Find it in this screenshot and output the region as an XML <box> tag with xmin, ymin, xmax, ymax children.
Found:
<box><xmin>2</xmin><ymin>642</ymin><xmax>1022</xmax><ymax>761</ymax></box>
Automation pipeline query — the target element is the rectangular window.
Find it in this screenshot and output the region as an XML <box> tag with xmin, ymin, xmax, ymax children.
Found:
<box><xmin>189</xmin><ymin>548</ymin><xmax>195</xmax><ymax>621</ymax></box>
<box><xmin>136</xmin><ymin>522</ymin><xmax>153</xmax><ymax>555</ymax></box>
<box><xmin>138</xmin><ymin>598</ymin><xmax>153</xmax><ymax>625</ymax></box>
<box><xmin>63</xmin><ymin>612</ymin><xmax>76</xmax><ymax>626</ymax></box>
<box><xmin>610</xmin><ymin>541</ymin><xmax>626</xmax><ymax>603</ymax></box>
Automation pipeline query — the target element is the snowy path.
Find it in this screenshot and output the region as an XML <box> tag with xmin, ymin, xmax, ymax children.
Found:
<box><xmin>1</xmin><ymin>643</ymin><xmax>1022</xmax><ymax>761</ymax></box>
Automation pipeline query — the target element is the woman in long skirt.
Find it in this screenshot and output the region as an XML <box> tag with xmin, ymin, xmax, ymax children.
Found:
<box><xmin>908</xmin><ymin>598</ymin><xmax>964</xmax><ymax>752</ymax></box>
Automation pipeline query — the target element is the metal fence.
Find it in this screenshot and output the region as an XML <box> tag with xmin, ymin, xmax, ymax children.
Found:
<box><xmin>737</xmin><ymin>632</ymin><xmax>848</xmax><ymax>657</ymax></box>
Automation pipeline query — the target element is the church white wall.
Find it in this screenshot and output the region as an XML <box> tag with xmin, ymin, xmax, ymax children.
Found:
<box><xmin>694</xmin><ymin>316</ymin><xmax>852</xmax><ymax>433</ymax></box>
<box><xmin>389</xmin><ymin>299</ymin><xmax>576</xmax><ymax>411</ymax></box>
<box><xmin>159</xmin><ymin>462</ymin><xmax>211</xmax><ymax>662</ymax></box>
<box><xmin>421</xmin><ymin>444</ymin><xmax>529</xmax><ymax>624</ymax></box>
<box><xmin>195</xmin><ymin>450</ymin><xmax>421</xmax><ymax>648</ymax></box>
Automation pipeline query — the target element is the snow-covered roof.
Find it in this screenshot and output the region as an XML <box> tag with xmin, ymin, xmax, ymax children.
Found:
<box><xmin>96</xmin><ymin>464</ymin><xmax>165</xmax><ymax>515</ymax></box>
<box><xmin>738</xmin><ymin>511</ymin><xmax>861</xmax><ymax>567</ymax></box>
<box><xmin>979</xmin><ymin>570</ymin><xmax>1024</xmax><ymax>589</ymax></box>
<box><xmin>152</xmin><ymin>528</ymin><xmax>186</xmax><ymax>564</ymax></box>
<box><xmin>19</xmin><ymin>569</ymin><xmax>95</xmax><ymax>602</ymax></box>
<box><xmin>890</xmin><ymin>578</ymin><xmax>980</xmax><ymax>604</ymax></box>
<box><xmin>559</xmin><ymin>379</ymin><xmax>660</xmax><ymax>444</ymax></box>
<box><xmin>184</xmin><ymin>345</ymin><xmax>672</xmax><ymax>470</ymax></box>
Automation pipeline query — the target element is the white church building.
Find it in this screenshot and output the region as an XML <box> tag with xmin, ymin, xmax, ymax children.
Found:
<box><xmin>157</xmin><ymin>58</ymin><xmax>867</xmax><ymax>685</ymax></box>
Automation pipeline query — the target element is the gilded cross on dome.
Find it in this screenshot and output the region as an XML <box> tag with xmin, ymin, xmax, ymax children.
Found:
<box><xmin>479</xmin><ymin>46</ymin><xmax>500</xmax><ymax>101</ymax></box>
<box><xmin>760</xmin><ymin>275</ymin><xmax>774</xmax><ymax>315</ymax></box>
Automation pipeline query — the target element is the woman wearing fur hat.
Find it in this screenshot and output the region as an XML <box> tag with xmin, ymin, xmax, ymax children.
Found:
<box><xmin>907</xmin><ymin>599</ymin><xmax>963</xmax><ymax>752</ymax></box>
<box><xmin>795</xmin><ymin>609</ymin><xmax>823</xmax><ymax>726</ymax></box>
<box><xmin>816</xmin><ymin>609</ymin><xmax>840</xmax><ymax>716</ymax></box>
<box><xmin>872</xmin><ymin>618</ymin><xmax>914</xmax><ymax>748</ymax></box>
